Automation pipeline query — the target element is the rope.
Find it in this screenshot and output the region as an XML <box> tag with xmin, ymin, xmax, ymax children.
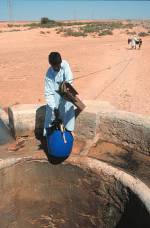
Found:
<box><xmin>66</xmin><ymin>53</ymin><xmax>134</xmax><ymax>103</ymax></box>
<box><xmin>94</xmin><ymin>57</ymin><xmax>133</xmax><ymax>99</ymax></box>
<box><xmin>69</xmin><ymin>57</ymin><xmax>133</xmax><ymax>82</ymax></box>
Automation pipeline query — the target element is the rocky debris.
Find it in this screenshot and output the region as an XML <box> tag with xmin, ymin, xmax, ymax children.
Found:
<box><xmin>7</xmin><ymin>138</ymin><xmax>26</xmax><ymax>151</ymax></box>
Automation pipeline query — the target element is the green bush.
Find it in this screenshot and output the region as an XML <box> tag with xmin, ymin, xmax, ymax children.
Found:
<box><xmin>40</xmin><ymin>31</ymin><xmax>45</xmax><ymax>34</ymax></box>
<box><xmin>63</xmin><ymin>21</ymin><xmax>87</xmax><ymax>26</ymax></box>
<box><xmin>80</xmin><ymin>25</ymin><xmax>100</xmax><ymax>33</ymax></box>
<box><xmin>56</xmin><ymin>27</ymin><xmax>64</xmax><ymax>34</ymax></box>
<box><xmin>23</xmin><ymin>23</ymin><xmax>40</xmax><ymax>27</ymax></box>
<box><xmin>7</xmin><ymin>24</ymin><xmax>14</xmax><ymax>27</ymax></box>
<box><xmin>126</xmin><ymin>31</ymin><xmax>136</xmax><ymax>35</ymax></box>
<box><xmin>123</xmin><ymin>23</ymin><xmax>134</xmax><ymax>29</ymax></box>
<box><xmin>55</xmin><ymin>21</ymin><xmax>120</xmax><ymax>37</ymax></box>
<box><xmin>79</xmin><ymin>21</ymin><xmax>126</xmax><ymax>35</ymax></box>
<box><xmin>64</xmin><ymin>28</ymin><xmax>87</xmax><ymax>37</ymax></box>
<box><xmin>138</xmin><ymin>32</ymin><xmax>149</xmax><ymax>37</ymax></box>
<box><xmin>9</xmin><ymin>29</ymin><xmax>20</xmax><ymax>32</ymax></box>
<box><xmin>98</xmin><ymin>29</ymin><xmax>113</xmax><ymax>36</ymax></box>
<box><xmin>7</xmin><ymin>22</ymin><xmax>40</xmax><ymax>29</ymax></box>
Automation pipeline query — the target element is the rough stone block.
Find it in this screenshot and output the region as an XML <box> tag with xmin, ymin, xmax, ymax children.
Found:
<box><xmin>75</xmin><ymin>100</ymin><xmax>115</xmax><ymax>140</ymax></box>
<box><xmin>99</xmin><ymin>110</ymin><xmax>150</xmax><ymax>155</ymax></box>
<box><xmin>0</xmin><ymin>108</ymin><xmax>9</xmax><ymax>128</ymax></box>
<box><xmin>8</xmin><ymin>104</ymin><xmax>46</xmax><ymax>138</ymax></box>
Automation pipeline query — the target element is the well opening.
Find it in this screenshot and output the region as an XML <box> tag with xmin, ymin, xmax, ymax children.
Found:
<box><xmin>0</xmin><ymin>158</ymin><xmax>149</xmax><ymax>228</ymax></box>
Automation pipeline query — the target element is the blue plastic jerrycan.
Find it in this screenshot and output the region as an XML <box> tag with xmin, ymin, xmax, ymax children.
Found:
<box><xmin>47</xmin><ymin>129</ymin><xmax>74</xmax><ymax>158</ymax></box>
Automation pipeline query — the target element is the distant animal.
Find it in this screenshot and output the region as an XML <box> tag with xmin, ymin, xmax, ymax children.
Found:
<box><xmin>128</xmin><ymin>38</ymin><xmax>142</xmax><ymax>49</ymax></box>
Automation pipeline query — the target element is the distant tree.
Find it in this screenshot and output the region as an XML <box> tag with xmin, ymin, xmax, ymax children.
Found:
<box><xmin>41</xmin><ymin>17</ymin><xmax>50</xmax><ymax>24</ymax></box>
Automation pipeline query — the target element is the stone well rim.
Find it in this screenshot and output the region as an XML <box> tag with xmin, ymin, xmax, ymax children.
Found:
<box><xmin>0</xmin><ymin>155</ymin><xmax>150</xmax><ymax>213</ymax></box>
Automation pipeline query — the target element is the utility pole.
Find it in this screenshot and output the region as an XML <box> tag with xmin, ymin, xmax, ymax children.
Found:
<box><xmin>8</xmin><ymin>0</ymin><xmax>13</xmax><ymax>22</ymax></box>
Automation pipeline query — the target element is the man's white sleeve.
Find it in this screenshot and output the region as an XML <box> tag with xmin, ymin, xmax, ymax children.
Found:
<box><xmin>64</xmin><ymin>61</ymin><xmax>73</xmax><ymax>84</ymax></box>
<box><xmin>44</xmin><ymin>77</ymin><xmax>56</xmax><ymax>110</ymax></box>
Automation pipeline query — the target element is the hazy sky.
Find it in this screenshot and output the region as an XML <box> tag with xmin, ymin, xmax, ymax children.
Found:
<box><xmin>0</xmin><ymin>0</ymin><xmax>150</xmax><ymax>21</ymax></box>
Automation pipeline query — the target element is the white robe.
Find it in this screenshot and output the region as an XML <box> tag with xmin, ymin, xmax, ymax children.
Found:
<box><xmin>131</xmin><ymin>38</ymin><xmax>136</xmax><ymax>48</ymax></box>
<box><xmin>44</xmin><ymin>60</ymin><xmax>75</xmax><ymax>135</ymax></box>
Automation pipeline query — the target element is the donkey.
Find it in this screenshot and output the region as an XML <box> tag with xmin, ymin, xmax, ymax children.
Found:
<box><xmin>128</xmin><ymin>38</ymin><xmax>142</xmax><ymax>49</ymax></box>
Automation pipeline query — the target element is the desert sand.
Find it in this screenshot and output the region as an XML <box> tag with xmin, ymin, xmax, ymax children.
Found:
<box><xmin>0</xmin><ymin>22</ymin><xmax>150</xmax><ymax>117</ymax></box>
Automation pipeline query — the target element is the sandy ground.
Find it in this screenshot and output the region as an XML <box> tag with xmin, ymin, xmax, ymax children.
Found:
<box><xmin>0</xmin><ymin>22</ymin><xmax>150</xmax><ymax>117</ymax></box>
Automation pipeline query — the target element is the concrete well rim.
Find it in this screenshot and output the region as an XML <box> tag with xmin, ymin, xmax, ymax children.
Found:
<box><xmin>0</xmin><ymin>155</ymin><xmax>150</xmax><ymax>214</ymax></box>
